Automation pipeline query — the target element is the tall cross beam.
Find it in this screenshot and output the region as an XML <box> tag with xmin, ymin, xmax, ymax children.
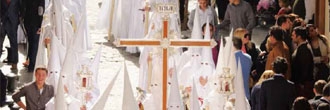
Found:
<box><xmin>114</xmin><ymin>3</ymin><xmax>216</xmax><ymax>110</ymax></box>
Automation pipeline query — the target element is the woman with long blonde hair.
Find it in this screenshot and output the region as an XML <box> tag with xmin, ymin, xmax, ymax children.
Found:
<box><xmin>250</xmin><ymin>70</ymin><xmax>275</xmax><ymax>110</ymax></box>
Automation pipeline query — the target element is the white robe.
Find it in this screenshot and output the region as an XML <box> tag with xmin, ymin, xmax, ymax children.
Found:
<box><xmin>188</xmin><ymin>68</ymin><xmax>214</xmax><ymax>101</ymax></box>
<box><xmin>126</xmin><ymin>0</ymin><xmax>145</xmax><ymax>53</ymax></box>
<box><xmin>141</xmin><ymin>47</ymin><xmax>179</xmax><ymax>110</ymax></box>
<box><xmin>204</xmin><ymin>90</ymin><xmax>226</xmax><ymax>110</ymax></box>
<box><xmin>53</xmin><ymin>0</ymin><xmax>75</xmax><ymax>47</ymax></box>
<box><xmin>70</xmin><ymin>0</ymin><xmax>92</xmax><ymax>52</ymax></box>
<box><xmin>186</xmin><ymin>24</ymin><xmax>215</xmax><ymax>101</ymax></box>
<box><xmin>110</xmin><ymin>0</ymin><xmax>119</xmax><ymax>36</ymax></box>
<box><xmin>178</xmin><ymin>51</ymin><xmax>201</xmax><ymax>88</ymax></box>
<box><xmin>45</xmin><ymin>95</ymin><xmax>81</xmax><ymax>110</ymax></box>
<box><xmin>96</xmin><ymin>0</ymin><xmax>114</xmax><ymax>30</ymax></box>
<box><xmin>112</xmin><ymin>0</ymin><xmax>131</xmax><ymax>39</ymax></box>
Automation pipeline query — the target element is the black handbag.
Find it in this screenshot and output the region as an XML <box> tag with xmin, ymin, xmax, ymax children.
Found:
<box><xmin>254</xmin><ymin>53</ymin><xmax>268</xmax><ymax>81</ymax></box>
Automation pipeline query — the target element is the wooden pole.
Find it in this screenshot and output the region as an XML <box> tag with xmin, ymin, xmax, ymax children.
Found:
<box><xmin>316</xmin><ymin>0</ymin><xmax>326</xmax><ymax>34</ymax></box>
<box><xmin>162</xmin><ymin>48</ymin><xmax>168</xmax><ymax>110</ymax></box>
<box><xmin>162</xmin><ymin>17</ymin><xmax>168</xmax><ymax>110</ymax></box>
<box><xmin>326</xmin><ymin>0</ymin><xmax>330</xmax><ymax>38</ymax></box>
<box><xmin>144</xmin><ymin>1</ymin><xmax>150</xmax><ymax>36</ymax></box>
<box><xmin>147</xmin><ymin>52</ymin><xmax>153</xmax><ymax>92</ymax></box>
<box><xmin>108</xmin><ymin>0</ymin><xmax>116</xmax><ymax>41</ymax></box>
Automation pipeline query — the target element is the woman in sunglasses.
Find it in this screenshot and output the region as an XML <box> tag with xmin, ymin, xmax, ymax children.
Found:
<box><xmin>233</xmin><ymin>28</ymin><xmax>261</xmax><ymax>85</ymax></box>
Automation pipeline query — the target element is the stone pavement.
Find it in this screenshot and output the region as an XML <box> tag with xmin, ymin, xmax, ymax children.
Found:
<box><xmin>0</xmin><ymin>0</ymin><xmax>270</xmax><ymax>109</ymax></box>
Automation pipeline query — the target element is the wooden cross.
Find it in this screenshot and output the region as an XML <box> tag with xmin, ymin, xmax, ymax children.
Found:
<box><xmin>114</xmin><ymin>3</ymin><xmax>216</xmax><ymax>110</ymax></box>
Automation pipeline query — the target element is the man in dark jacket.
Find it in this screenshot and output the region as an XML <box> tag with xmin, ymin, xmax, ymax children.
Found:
<box><xmin>291</xmin><ymin>26</ymin><xmax>314</xmax><ymax>99</ymax></box>
<box><xmin>313</xmin><ymin>83</ymin><xmax>330</xmax><ymax>109</ymax></box>
<box><xmin>292</xmin><ymin>0</ymin><xmax>305</xmax><ymax>19</ymax></box>
<box><xmin>0</xmin><ymin>0</ymin><xmax>22</xmax><ymax>70</ymax></box>
<box><xmin>260</xmin><ymin>56</ymin><xmax>296</xmax><ymax>110</ymax></box>
<box><xmin>310</xmin><ymin>80</ymin><xmax>327</xmax><ymax>110</ymax></box>
<box><xmin>21</xmin><ymin>0</ymin><xmax>44</xmax><ymax>72</ymax></box>
<box><xmin>260</xmin><ymin>15</ymin><xmax>293</xmax><ymax>54</ymax></box>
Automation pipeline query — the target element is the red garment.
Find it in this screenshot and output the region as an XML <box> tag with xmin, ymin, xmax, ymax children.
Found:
<box><xmin>241</xmin><ymin>45</ymin><xmax>247</xmax><ymax>53</ymax></box>
<box><xmin>212</xmin><ymin>40</ymin><xmax>220</xmax><ymax>66</ymax></box>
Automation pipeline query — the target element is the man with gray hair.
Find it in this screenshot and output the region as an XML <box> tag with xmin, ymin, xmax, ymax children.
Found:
<box><xmin>217</xmin><ymin>0</ymin><xmax>256</xmax><ymax>38</ymax></box>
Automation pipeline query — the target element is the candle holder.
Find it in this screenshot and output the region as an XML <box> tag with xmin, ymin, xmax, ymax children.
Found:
<box><xmin>77</xmin><ymin>65</ymin><xmax>93</xmax><ymax>107</ymax></box>
<box><xmin>218</xmin><ymin>67</ymin><xmax>235</xmax><ymax>109</ymax></box>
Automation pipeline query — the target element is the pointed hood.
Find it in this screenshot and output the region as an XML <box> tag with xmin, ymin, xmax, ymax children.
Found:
<box><xmin>59</xmin><ymin>46</ymin><xmax>80</xmax><ymax>96</ymax></box>
<box><xmin>72</xmin><ymin>6</ymin><xmax>92</xmax><ymax>52</ymax></box>
<box><xmin>187</xmin><ymin>7</ymin><xmax>203</xmax><ymax>59</ymax></box>
<box><xmin>90</xmin><ymin>44</ymin><xmax>103</xmax><ymax>68</ymax></box>
<box><xmin>122</xmin><ymin>62</ymin><xmax>139</xmax><ymax>110</ymax></box>
<box><xmin>215</xmin><ymin>29</ymin><xmax>234</xmax><ymax>85</ymax></box>
<box><xmin>55</xmin><ymin>75</ymin><xmax>67</xmax><ymax>110</ymax></box>
<box><xmin>235</xmin><ymin>58</ymin><xmax>249</xmax><ymax>110</ymax></box>
<box><xmin>53</xmin><ymin>0</ymin><xmax>63</xmax><ymax>38</ymax></box>
<box><xmin>213</xmin><ymin>36</ymin><xmax>225</xmax><ymax>87</ymax></box>
<box><xmin>223</xmin><ymin>28</ymin><xmax>234</xmax><ymax>67</ymax></box>
<box><xmin>168</xmin><ymin>66</ymin><xmax>184</xmax><ymax>110</ymax></box>
<box><xmin>227</xmin><ymin>29</ymin><xmax>237</xmax><ymax>76</ymax></box>
<box><xmin>85</xmin><ymin>45</ymin><xmax>103</xmax><ymax>106</ymax></box>
<box><xmin>90</xmin><ymin>67</ymin><xmax>121</xmax><ymax>110</ymax></box>
<box><xmin>45</xmin><ymin>33</ymin><xmax>66</xmax><ymax>92</ymax></box>
<box><xmin>48</xmin><ymin>34</ymin><xmax>67</xmax><ymax>70</ymax></box>
<box><xmin>215</xmin><ymin>36</ymin><xmax>225</xmax><ymax>74</ymax></box>
<box><xmin>183</xmin><ymin>3</ymin><xmax>203</xmax><ymax>62</ymax></box>
<box><xmin>213</xmin><ymin>28</ymin><xmax>236</xmax><ymax>97</ymax></box>
<box><xmin>90</xmin><ymin>45</ymin><xmax>103</xmax><ymax>93</ymax></box>
<box><xmin>200</xmin><ymin>18</ymin><xmax>215</xmax><ymax>72</ymax></box>
<box><xmin>190</xmin><ymin>79</ymin><xmax>201</xmax><ymax>110</ymax></box>
<box><xmin>204</xmin><ymin>18</ymin><xmax>211</xmax><ymax>40</ymax></box>
<box><xmin>179</xmin><ymin>52</ymin><xmax>201</xmax><ymax>87</ymax></box>
<box><xmin>191</xmin><ymin>4</ymin><xmax>202</xmax><ymax>39</ymax></box>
